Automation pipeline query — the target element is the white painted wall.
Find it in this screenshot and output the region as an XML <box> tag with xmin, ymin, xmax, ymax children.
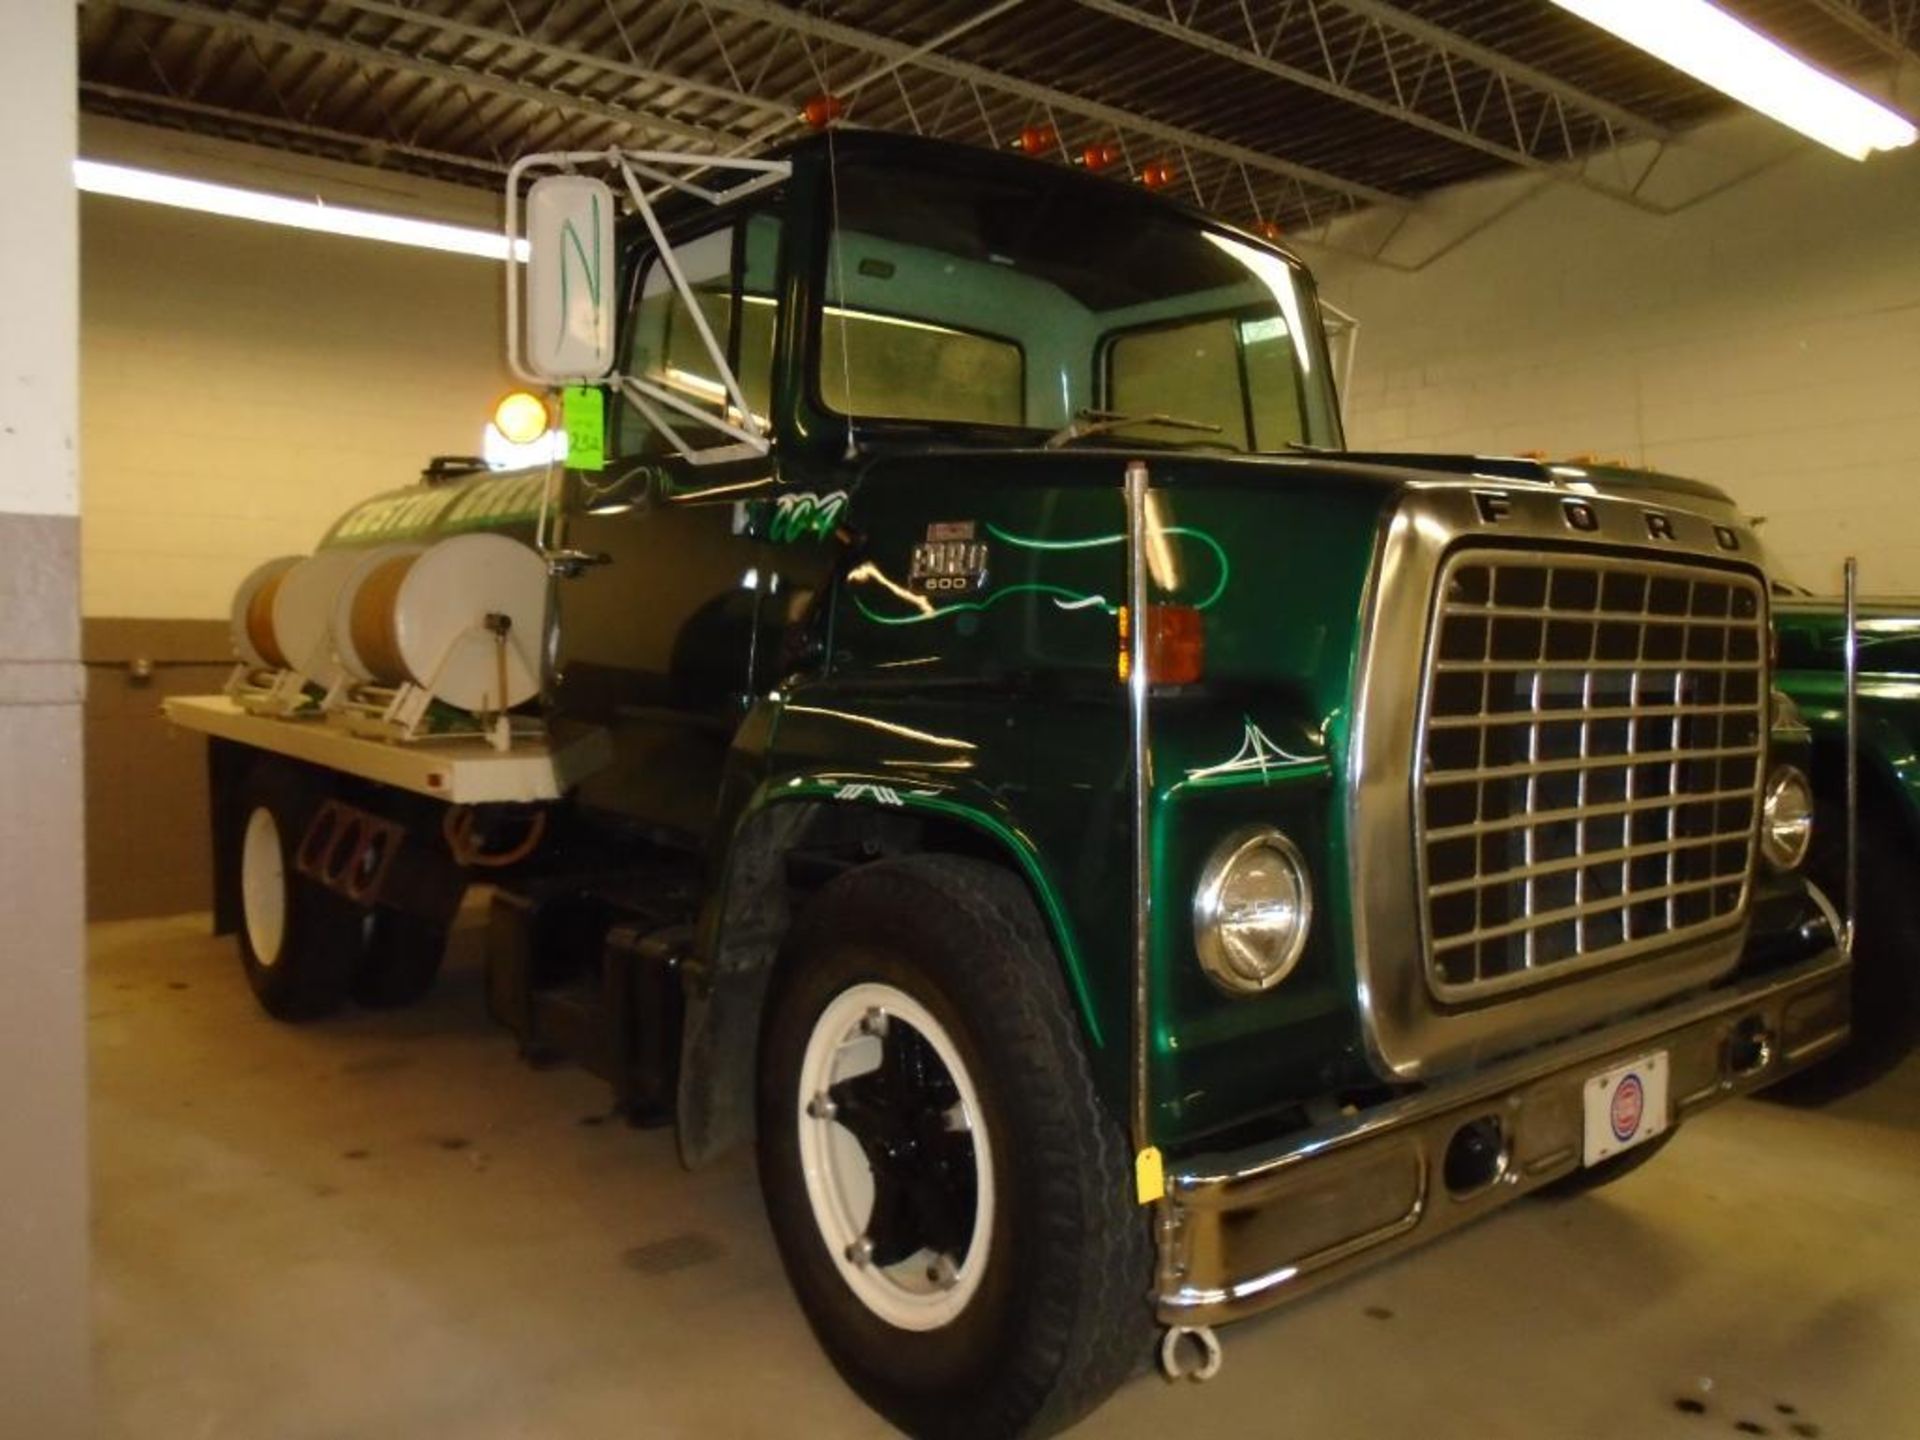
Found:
<box><xmin>79</xmin><ymin>121</ymin><xmax>515</xmax><ymax>619</ymax></box>
<box><xmin>1314</xmin><ymin>110</ymin><xmax>1920</xmax><ymax>595</ymax></box>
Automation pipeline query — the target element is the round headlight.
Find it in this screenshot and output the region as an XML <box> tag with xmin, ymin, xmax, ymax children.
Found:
<box><xmin>1760</xmin><ymin>766</ymin><xmax>1814</xmax><ymax>871</ymax></box>
<box><xmin>1193</xmin><ymin>827</ymin><xmax>1313</xmax><ymax>995</ymax></box>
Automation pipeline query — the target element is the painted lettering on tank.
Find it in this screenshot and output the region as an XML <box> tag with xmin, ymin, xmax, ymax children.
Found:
<box><xmin>328</xmin><ymin>471</ymin><xmax>548</xmax><ymax>545</ymax></box>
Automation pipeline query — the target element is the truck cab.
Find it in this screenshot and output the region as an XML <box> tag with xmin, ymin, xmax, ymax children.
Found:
<box><xmin>170</xmin><ymin>130</ymin><xmax>1854</xmax><ymax>1439</ymax></box>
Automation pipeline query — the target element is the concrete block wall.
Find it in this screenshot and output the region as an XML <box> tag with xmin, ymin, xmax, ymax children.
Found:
<box><xmin>1314</xmin><ymin>111</ymin><xmax>1920</xmax><ymax>596</ymax></box>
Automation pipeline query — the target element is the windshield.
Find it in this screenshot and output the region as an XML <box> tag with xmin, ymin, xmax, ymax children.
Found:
<box><xmin>817</xmin><ymin>155</ymin><xmax>1343</xmax><ymax>452</ymax></box>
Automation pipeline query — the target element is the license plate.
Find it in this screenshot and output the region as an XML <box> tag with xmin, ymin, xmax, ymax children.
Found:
<box><xmin>1581</xmin><ymin>1050</ymin><xmax>1670</xmax><ymax>1166</ymax></box>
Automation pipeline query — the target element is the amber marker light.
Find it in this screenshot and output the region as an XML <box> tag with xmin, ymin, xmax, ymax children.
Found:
<box><xmin>1077</xmin><ymin>143</ymin><xmax>1122</xmax><ymax>172</ymax></box>
<box><xmin>1012</xmin><ymin>125</ymin><xmax>1059</xmax><ymax>156</ymax></box>
<box><xmin>1138</xmin><ymin>161</ymin><xmax>1178</xmax><ymax>191</ymax></box>
<box><xmin>492</xmin><ymin>389</ymin><xmax>553</xmax><ymax>446</ymax></box>
<box><xmin>1148</xmin><ymin>604</ymin><xmax>1205</xmax><ymax>685</ymax></box>
<box><xmin>1256</xmin><ymin>219</ymin><xmax>1285</xmax><ymax>244</ymax></box>
<box><xmin>800</xmin><ymin>94</ymin><xmax>845</xmax><ymax>129</ymax></box>
<box><xmin>1117</xmin><ymin>603</ymin><xmax>1206</xmax><ymax>685</ymax></box>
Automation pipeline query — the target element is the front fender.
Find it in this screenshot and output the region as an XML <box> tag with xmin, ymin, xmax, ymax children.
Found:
<box><xmin>676</xmin><ymin>701</ymin><xmax>1107</xmax><ymax>1166</ymax></box>
<box><xmin>739</xmin><ymin>768</ymin><xmax>1103</xmax><ymax>1045</ymax></box>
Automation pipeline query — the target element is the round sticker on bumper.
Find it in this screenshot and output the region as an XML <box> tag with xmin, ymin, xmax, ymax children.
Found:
<box><xmin>1610</xmin><ymin>1072</ymin><xmax>1645</xmax><ymax>1142</ymax></box>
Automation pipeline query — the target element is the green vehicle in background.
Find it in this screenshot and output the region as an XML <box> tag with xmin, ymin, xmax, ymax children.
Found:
<box><xmin>1774</xmin><ymin>594</ymin><xmax>1920</xmax><ymax>1094</ymax></box>
<box><xmin>165</xmin><ymin>133</ymin><xmax>1854</xmax><ymax>1437</ymax></box>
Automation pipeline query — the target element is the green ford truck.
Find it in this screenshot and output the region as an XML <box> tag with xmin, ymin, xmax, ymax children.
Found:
<box><xmin>166</xmin><ymin>132</ymin><xmax>1854</xmax><ymax>1438</ymax></box>
<box><xmin>1773</xmin><ymin>594</ymin><xmax>1920</xmax><ymax>1093</ymax></box>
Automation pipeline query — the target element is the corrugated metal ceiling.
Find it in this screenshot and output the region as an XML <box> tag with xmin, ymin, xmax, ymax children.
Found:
<box><xmin>77</xmin><ymin>1</ymin><xmax>1912</xmax><ymax>233</ymax></box>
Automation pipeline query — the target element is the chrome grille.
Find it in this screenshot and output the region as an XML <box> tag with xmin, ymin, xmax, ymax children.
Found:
<box><xmin>1417</xmin><ymin>551</ymin><xmax>1767</xmax><ymax>1001</ymax></box>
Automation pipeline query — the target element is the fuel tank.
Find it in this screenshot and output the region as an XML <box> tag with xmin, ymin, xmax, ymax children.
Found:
<box><xmin>228</xmin><ymin>466</ymin><xmax>552</xmax><ymax>710</ymax></box>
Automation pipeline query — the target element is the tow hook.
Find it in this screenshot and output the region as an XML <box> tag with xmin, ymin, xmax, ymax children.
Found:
<box><xmin>1158</xmin><ymin>1325</ymin><xmax>1223</xmax><ymax>1383</ymax></box>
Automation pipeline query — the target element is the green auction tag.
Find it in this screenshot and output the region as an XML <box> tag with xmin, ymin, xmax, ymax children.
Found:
<box><xmin>561</xmin><ymin>384</ymin><xmax>606</xmax><ymax>471</ymax></box>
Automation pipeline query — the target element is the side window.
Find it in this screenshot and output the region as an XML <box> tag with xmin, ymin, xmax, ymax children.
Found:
<box><xmin>617</xmin><ymin>209</ymin><xmax>783</xmax><ymax>459</ymax></box>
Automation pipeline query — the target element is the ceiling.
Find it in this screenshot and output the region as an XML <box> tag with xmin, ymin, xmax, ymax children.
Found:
<box><xmin>78</xmin><ymin>0</ymin><xmax>1916</xmax><ymax>240</ymax></box>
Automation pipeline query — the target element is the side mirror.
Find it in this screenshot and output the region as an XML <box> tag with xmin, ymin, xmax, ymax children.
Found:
<box><xmin>521</xmin><ymin>175</ymin><xmax>616</xmax><ymax>381</ymax></box>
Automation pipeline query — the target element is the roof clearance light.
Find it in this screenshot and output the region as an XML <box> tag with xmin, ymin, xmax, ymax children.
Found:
<box><xmin>1548</xmin><ymin>0</ymin><xmax>1916</xmax><ymax>160</ymax></box>
<box><xmin>492</xmin><ymin>390</ymin><xmax>553</xmax><ymax>447</ymax></box>
<box><xmin>1139</xmin><ymin>161</ymin><xmax>1178</xmax><ymax>190</ymax></box>
<box><xmin>1256</xmin><ymin>219</ymin><xmax>1285</xmax><ymax>243</ymax></box>
<box><xmin>800</xmin><ymin>94</ymin><xmax>845</xmax><ymax>130</ymax></box>
<box><xmin>1012</xmin><ymin>125</ymin><xmax>1059</xmax><ymax>156</ymax></box>
<box><xmin>1077</xmin><ymin>143</ymin><xmax>1123</xmax><ymax>172</ymax></box>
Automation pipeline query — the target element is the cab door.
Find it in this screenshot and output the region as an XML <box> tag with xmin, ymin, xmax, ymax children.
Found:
<box><xmin>554</xmin><ymin>204</ymin><xmax>786</xmax><ymax>840</ymax></box>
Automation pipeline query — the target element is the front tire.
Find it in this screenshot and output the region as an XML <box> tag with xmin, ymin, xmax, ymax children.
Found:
<box><xmin>234</xmin><ymin>760</ymin><xmax>364</xmax><ymax>1021</ymax></box>
<box><xmin>757</xmin><ymin>856</ymin><xmax>1150</xmax><ymax>1439</ymax></box>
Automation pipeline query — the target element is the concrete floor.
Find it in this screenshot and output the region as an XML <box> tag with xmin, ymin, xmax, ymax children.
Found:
<box><xmin>92</xmin><ymin>911</ymin><xmax>1920</xmax><ymax>1440</ymax></box>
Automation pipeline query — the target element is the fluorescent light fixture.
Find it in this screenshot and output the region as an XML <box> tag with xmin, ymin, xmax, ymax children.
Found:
<box><xmin>72</xmin><ymin>158</ymin><xmax>526</xmax><ymax>259</ymax></box>
<box><xmin>1548</xmin><ymin>0</ymin><xmax>1917</xmax><ymax>160</ymax></box>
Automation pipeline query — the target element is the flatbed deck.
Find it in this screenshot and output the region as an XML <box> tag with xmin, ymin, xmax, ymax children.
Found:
<box><xmin>162</xmin><ymin>695</ymin><xmax>607</xmax><ymax>805</ymax></box>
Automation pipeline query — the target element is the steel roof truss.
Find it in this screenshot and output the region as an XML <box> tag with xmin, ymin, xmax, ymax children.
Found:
<box><xmin>1069</xmin><ymin>0</ymin><xmax>1686</xmax><ymax>210</ymax></box>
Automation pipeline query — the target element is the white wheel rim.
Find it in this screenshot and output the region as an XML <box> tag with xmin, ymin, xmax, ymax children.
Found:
<box><xmin>796</xmin><ymin>981</ymin><xmax>995</xmax><ymax>1332</ymax></box>
<box><xmin>241</xmin><ymin>806</ymin><xmax>288</xmax><ymax>966</ymax></box>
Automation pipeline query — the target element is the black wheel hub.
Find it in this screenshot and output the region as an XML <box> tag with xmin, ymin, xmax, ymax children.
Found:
<box><xmin>829</xmin><ymin>1014</ymin><xmax>979</xmax><ymax>1270</ymax></box>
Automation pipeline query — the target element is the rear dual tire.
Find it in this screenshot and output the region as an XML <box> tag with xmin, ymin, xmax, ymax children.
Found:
<box><xmin>351</xmin><ymin>910</ymin><xmax>447</xmax><ymax>1009</ymax></box>
<box><xmin>236</xmin><ymin>764</ymin><xmax>363</xmax><ymax>1020</ymax></box>
<box><xmin>234</xmin><ymin>759</ymin><xmax>446</xmax><ymax>1018</ymax></box>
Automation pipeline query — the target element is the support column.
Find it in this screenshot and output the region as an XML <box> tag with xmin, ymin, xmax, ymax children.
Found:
<box><xmin>0</xmin><ymin>3</ymin><xmax>91</xmax><ymax>1435</ymax></box>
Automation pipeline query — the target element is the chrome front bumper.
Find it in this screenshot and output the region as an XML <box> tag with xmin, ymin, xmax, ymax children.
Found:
<box><xmin>1154</xmin><ymin>941</ymin><xmax>1851</xmax><ymax>1326</ymax></box>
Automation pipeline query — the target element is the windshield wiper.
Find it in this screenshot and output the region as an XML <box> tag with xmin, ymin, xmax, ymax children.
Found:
<box><xmin>1043</xmin><ymin>409</ymin><xmax>1224</xmax><ymax>450</ymax></box>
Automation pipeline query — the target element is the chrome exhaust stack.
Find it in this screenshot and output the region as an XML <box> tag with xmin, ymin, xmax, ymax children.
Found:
<box><xmin>1843</xmin><ymin>556</ymin><xmax>1859</xmax><ymax>956</ymax></box>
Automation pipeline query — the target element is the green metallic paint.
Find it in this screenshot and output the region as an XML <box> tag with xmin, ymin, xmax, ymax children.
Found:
<box><xmin>744</xmin><ymin>769</ymin><xmax>1106</xmax><ymax>1050</ymax></box>
<box><xmin>849</xmin><ymin>519</ymin><xmax>1229</xmax><ymax>627</ymax></box>
<box><xmin>285</xmin><ymin>132</ymin><xmax>1836</xmax><ymax>1170</ymax></box>
<box><xmin>707</xmin><ymin>454</ymin><xmax>1398</xmax><ymax>1152</ymax></box>
<box><xmin>302</xmin><ymin>138</ymin><xmax>1411</xmax><ymax>1153</ymax></box>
